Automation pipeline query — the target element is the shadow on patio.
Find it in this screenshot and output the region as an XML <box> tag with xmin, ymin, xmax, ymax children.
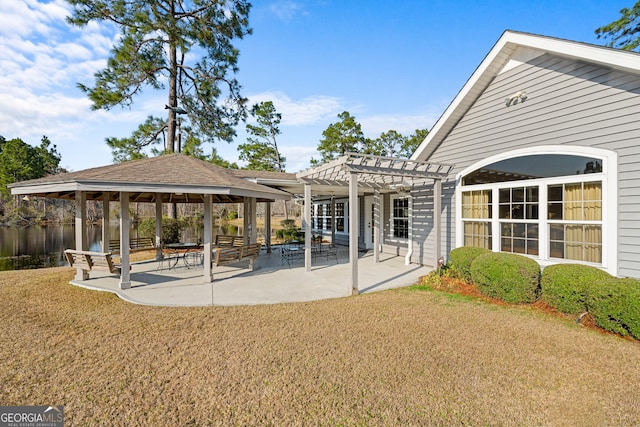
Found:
<box><xmin>70</xmin><ymin>246</ymin><xmax>432</xmax><ymax>307</ymax></box>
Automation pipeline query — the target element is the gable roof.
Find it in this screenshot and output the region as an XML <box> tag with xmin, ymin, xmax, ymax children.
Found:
<box><xmin>411</xmin><ymin>30</ymin><xmax>640</xmax><ymax>162</ymax></box>
<box><xmin>9</xmin><ymin>153</ymin><xmax>291</xmax><ymax>203</ymax></box>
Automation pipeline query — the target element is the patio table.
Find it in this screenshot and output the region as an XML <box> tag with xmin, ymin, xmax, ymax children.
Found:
<box><xmin>163</xmin><ymin>242</ymin><xmax>203</xmax><ymax>270</ymax></box>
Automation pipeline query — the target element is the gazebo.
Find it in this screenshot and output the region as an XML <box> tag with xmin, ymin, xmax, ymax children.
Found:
<box><xmin>8</xmin><ymin>153</ymin><xmax>292</xmax><ymax>289</ymax></box>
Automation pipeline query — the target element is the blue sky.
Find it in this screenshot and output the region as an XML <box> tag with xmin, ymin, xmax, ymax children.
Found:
<box><xmin>0</xmin><ymin>0</ymin><xmax>629</xmax><ymax>172</ymax></box>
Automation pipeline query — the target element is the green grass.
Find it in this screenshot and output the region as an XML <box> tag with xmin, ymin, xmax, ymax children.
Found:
<box><xmin>1</xmin><ymin>267</ymin><xmax>639</xmax><ymax>426</ymax></box>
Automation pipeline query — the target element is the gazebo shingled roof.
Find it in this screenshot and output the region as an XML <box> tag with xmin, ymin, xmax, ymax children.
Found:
<box><xmin>8</xmin><ymin>153</ymin><xmax>291</xmax><ymax>203</ymax></box>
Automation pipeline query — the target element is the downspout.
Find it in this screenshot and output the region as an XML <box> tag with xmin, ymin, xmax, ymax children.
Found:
<box><xmin>405</xmin><ymin>190</ymin><xmax>413</xmax><ymax>266</ymax></box>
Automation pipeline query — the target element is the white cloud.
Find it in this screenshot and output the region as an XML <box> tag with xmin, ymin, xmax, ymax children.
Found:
<box><xmin>359</xmin><ymin>111</ymin><xmax>441</xmax><ymax>138</ymax></box>
<box><xmin>269</xmin><ymin>1</ymin><xmax>306</xmax><ymax>21</ymax></box>
<box><xmin>248</xmin><ymin>91</ymin><xmax>344</xmax><ymax>126</ymax></box>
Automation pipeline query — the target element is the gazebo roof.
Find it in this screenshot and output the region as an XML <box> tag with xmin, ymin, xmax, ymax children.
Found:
<box><xmin>9</xmin><ymin>153</ymin><xmax>291</xmax><ymax>203</ymax></box>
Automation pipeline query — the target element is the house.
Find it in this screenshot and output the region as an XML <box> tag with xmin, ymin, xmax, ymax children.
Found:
<box><xmin>407</xmin><ymin>30</ymin><xmax>640</xmax><ymax>279</ymax></box>
<box><xmin>306</xmin><ymin>30</ymin><xmax>640</xmax><ymax>280</ymax></box>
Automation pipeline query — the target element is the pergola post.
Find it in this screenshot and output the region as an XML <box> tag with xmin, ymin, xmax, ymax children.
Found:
<box><xmin>374</xmin><ymin>189</ymin><xmax>380</xmax><ymax>263</ymax></box>
<box><xmin>155</xmin><ymin>194</ymin><xmax>163</xmax><ymax>261</ymax></box>
<box><xmin>330</xmin><ymin>196</ymin><xmax>336</xmax><ymax>244</ymax></box>
<box><xmin>102</xmin><ymin>192</ymin><xmax>110</xmax><ymax>253</ymax></box>
<box><xmin>203</xmin><ymin>194</ymin><xmax>213</xmax><ymax>284</ymax></box>
<box><xmin>119</xmin><ymin>192</ymin><xmax>131</xmax><ymax>290</ymax></box>
<box><xmin>405</xmin><ymin>191</ymin><xmax>414</xmax><ymax>266</ymax></box>
<box><xmin>265</xmin><ymin>202</ymin><xmax>272</xmax><ymax>254</ymax></box>
<box><xmin>434</xmin><ymin>178</ymin><xmax>442</xmax><ymax>269</ymax></box>
<box><xmin>349</xmin><ymin>172</ymin><xmax>359</xmax><ymax>295</ymax></box>
<box><xmin>75</xmin><ymin>190</ymin><xmax>88</xmax><ymax>280</ymax></box>
<box><xmin>304</xmin><ymin>183</ymin><xmax>312</xmax><ymax>272</ymax></box>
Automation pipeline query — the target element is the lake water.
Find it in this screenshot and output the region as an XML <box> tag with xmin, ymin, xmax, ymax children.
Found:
<box><xmin>0</xmin><ymin>224</ymin><xmax>245</xmax><ymax>271</ymax></box>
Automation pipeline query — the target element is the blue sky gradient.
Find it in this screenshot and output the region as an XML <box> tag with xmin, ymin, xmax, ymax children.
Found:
<box><xmin>0</xmin><ymin>0</ymin><xmax>629</xmax><ymax>172</ymax></box>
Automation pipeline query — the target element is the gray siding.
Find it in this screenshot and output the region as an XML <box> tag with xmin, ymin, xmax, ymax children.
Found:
<box><xmin>426</xmin><ymin>53</ymin><xmax>640</xmax><ymax>278</ymax></box>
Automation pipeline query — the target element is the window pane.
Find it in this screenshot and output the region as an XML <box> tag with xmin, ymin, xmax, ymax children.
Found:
<box><xmin>462</xmin><ymin>155</ymin><xmax>603</xmax><ymax>185</ymax></box>
<box><xmin>548</xmin><ymin>185</ymin><xmax>563</xmax><ymax>202</ymax></box>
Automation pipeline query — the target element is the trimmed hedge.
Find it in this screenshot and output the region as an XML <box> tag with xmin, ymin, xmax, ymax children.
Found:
<box><xmin>540</xmin><ymin>264</ymin><xmax>612</xmax><ymax>315</ymax></box>
<box><xmin>587</xmin><ymin>278</ymin><xmax>640</xmax><ymax>340</ymax></box>
<box><xmin>470</xmin><ymin>252</ymin><xmax>540</xmax><ymax>304</ymax></box>
<box><xmin>449</xmin><ymin>246</ymin><xmax>491</xmax><ymax>282</ymax></box>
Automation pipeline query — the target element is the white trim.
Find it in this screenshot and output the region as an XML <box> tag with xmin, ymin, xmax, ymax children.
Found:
<box><xmin>390</xmin><ymin>194</ymin><xmax>410</xmax><ymax>242</ymax></box>
<box><xmin>411</xmin><ymin>30</ymin><xmax>640</xmax><ymax>163</ymax></box>
<box><xmin>455</xmin><ymin>146</ymin><xmax>618</xmax><ymax>276</ymax></box>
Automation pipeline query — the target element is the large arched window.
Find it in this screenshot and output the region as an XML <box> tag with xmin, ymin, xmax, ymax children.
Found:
<box><xmin>456</xmin><ymin>146</ymin><xmax>617</xmax><ymax>273</ymax></box>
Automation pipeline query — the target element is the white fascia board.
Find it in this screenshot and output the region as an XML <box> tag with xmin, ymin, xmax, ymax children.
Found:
<box><xmin>410</xmin><ymin>30</ymin><xmax>640</xmax><ymax>163</ymax></box>
<box><xmin>10</xmin><ymin>180</ymin><xmax>290</xmax><ymax>200</ymax></box>
<box><xmin>410</xmin><ymin>32</ymin><xmax>515</xmax><ymax>162</ymax></box>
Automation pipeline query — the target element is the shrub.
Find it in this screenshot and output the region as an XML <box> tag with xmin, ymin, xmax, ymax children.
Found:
<box><xmin>540</xmin><ymin>264</ymin><xmax>612</xmax><ymax>315</ymax></box>
<box><xmin>586</xmin><ymin>278</ymin><xmax>640</xmax><ymax>340</ymax></box>
<box><xmin>470</xmin><ymin>252</ymin><xmax>540</xmax><ymax>304</ymax></box>
<box><xmin>449</xmin><ymin>246</ymin><xmax>491</xmax><ymax>282</ymax></box>
<box><xmin>227</xmin><ymin>211</ymin><xmax>238</xmax><ymax>220</ymax></box>
<box><xmin>137</xmin><ymin>216</ymin><xmax>185</xmax><ymax>244</ymax></box>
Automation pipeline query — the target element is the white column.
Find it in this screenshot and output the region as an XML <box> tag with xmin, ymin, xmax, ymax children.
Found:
<box><xmin>434</xmin><ymin>179</ymin><xmax>442</xmax><ymax>269</ymax></box>
<box><xmin>265</xmin><ymin>202</ymin><xmax>272</xmax><ymax>254</ymax></box>
<box><xmin>331</xmin><ymin>196</ymin><xmax>336</xmax><ymax>244</ymax></box>
<box><xmin>405</xmin><ymin>191</ymin><xmax>414</xmax><ymax>266</ymax></box>
<box><xmin>249</xmin><ymin>197</ymin><xmax>257</xmax><ymax>244</ymax></box>
<box><xmin>75</xmin><ymin>190</ymin><xmax>88</xmax><ymax>280</ymax></box>
<box><xmin>203</xmin><ymin>194</ymin><xmax>213</xmax><ymax>284</ymax></box>
<box><xmin>374</xmin><ymin>189</ymin><xmax>380</xmax><ymax>263</ymax></box>
<box><xmin>155</xmin><ymin>194</ymin><xmax>163</xmax><ymax>260</ymax></box>
<box><xmin>243</xmin><ymin>199</ymin><xmax>250</xmax><ymax>244</ymax></box>
<box><xmin>119</xmin><ymin>192</ymin><xmax>131</xmax><ymax>290</ymax></box>
<box><xmin>102</xmin><ymin>192</ymin><xmax>110</xmax><ymax>253</ymax></box>
<box><xmin>304</xmin><ymin>184</ymin><xmax>312</xmax><ymax>272</ymax></box>
<box><xmin>349</xmin><ymin>172</ymin><xmax>359</xmax><ymax>295</ymax></box>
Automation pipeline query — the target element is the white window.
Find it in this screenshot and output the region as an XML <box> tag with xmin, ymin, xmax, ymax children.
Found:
<box><xmin>456</xmin><ymin>147</ymin><xmax>616</xmax><ymax>274</ymax></box>
<box><xmin>312</xmin><ymin>200</ymin><xmax>347</xmax><ymax>233</ymax></box>
<box><xmin>391</xmin><ymin>196</ymin><xmax>409</xmax><ymax>239</ymax></box>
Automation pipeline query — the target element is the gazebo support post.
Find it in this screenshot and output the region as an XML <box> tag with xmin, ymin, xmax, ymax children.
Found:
<box><xmin>304</xmin><ymin>183</ymin><xmax>312</xmax><ymax>272</ymax></box>
<box><xmin>203</xmin><ymin>194</ymin><xmax>213</xmax><ymax>283</ymax></box>
<box><xmin>434</xmin><ymin>178</ymin><xmax>442</xmax><ymax>269</ymax></box>
<box><xmin>265</xmin><ymin>202</ymin><xmax>271</xmax><ymax>254</ymax></box>
<box><xmin>249</xmin><ymin>197</ymin><xmax>257</xmax><ymax>244</ymax></box>
<box><xmin>374</xmin><ymin>189</ymin><xmax>380</xmax><ymax>263</ymax></box>
<box><xmin>75</xmin><ymin>190</ymin><xmax>88</xmax><ymax>281</ymax></box>
<box><xmin>155</xmin><ymin>194</ymin><xmax>163</xmax><ymax>261</ymax></box>
<box><xmin>349</xmin><ymin>172</ymin><xmax>359</xmax><ymax>295</ymax></box>
<box><xmin>119</xmin><ymin>192</ymin><xmax>131</xmax><ymax>290</ymax></box>
<box><xmin>102</xmin><ymin>192</ymin><xmax>110</xmax><ymax>253</ymax></box>
<box><xmin>243</xmin><ymin>199</ymin><xmax>250</xmax><ymax>244</ymax></box>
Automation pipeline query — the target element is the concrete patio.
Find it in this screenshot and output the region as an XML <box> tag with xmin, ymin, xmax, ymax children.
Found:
<box><xmin>69</xmin><ymin>246</ymin><xmax>432</xmax><ymax>307</ymax></box>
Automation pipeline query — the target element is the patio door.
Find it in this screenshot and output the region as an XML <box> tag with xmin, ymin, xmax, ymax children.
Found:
<box><xmin>364</xmin><ymin>196</ymin><xmax>375</xmax><ymax>249</ymax></box>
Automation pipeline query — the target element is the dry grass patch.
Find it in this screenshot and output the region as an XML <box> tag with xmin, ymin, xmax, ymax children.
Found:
<box><xmin>1</xmin><ymin>268</ymin><xmax>639</xmax><ymax>426</ymax></box>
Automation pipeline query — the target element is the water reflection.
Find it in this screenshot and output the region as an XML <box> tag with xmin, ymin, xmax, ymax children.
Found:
<box><xmin>0</xmin><ymin>224</ymin><xmax>249</xmax><ymax>271</ymax></box>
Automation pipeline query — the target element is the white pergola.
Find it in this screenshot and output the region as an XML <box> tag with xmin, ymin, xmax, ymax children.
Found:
<box><xmin>297</xmin><ymin>153</ymin><xmax>453</xmax><ymax>295</ymax></box>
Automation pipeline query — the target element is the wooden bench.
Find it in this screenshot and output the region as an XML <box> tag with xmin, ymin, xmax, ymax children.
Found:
<box><xmin>64</xmin><ymin>249</ymin><xmax>123</xmax><ymax>275</ymax></box>
<box><xmin>214</xmin><ymin>235</ymin><xmax>244</xmax><ymax>247</ymax></box>
<box><xmin>213</xmin><ymin>243</ymin><xmax>261</xmax><ymax>269</ymax></box>
<box><xmin>108</xmin><ymin>237</ymin><xmax>156</xmax><ymax>254</ymax></box>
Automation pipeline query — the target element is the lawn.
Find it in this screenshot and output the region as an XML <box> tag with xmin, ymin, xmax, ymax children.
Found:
<box><xmin>1</xmin><ymin>267</ymin><xmax>639</xmax><ymax>426</ymax></box>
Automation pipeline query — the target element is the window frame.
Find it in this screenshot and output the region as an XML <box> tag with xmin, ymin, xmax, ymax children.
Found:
<box><xmin>390</xmin><ymin>194</ymin><xmax>410</xmax><ymax>240</ymax></box>
<box><xmin>455</xmin><ymin>146</ymin><xmax>617</xmax><ymax>275</ymax></box>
